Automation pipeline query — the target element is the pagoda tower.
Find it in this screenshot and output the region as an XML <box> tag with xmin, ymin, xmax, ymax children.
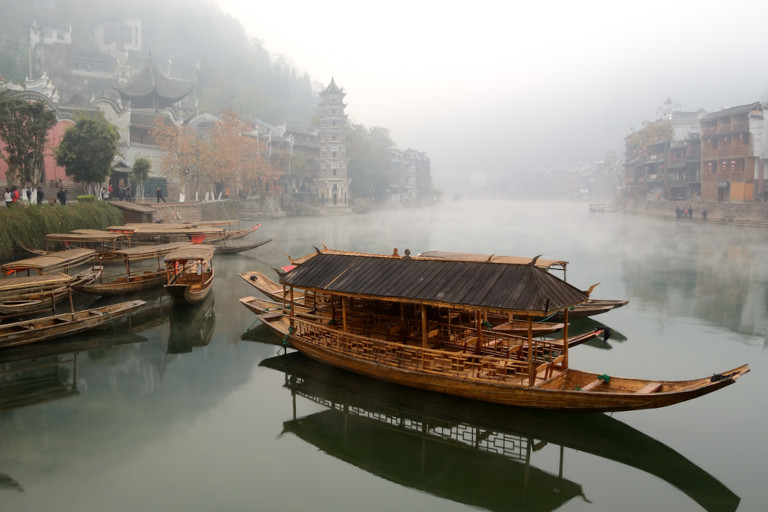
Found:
<box><xmin>315</xmin><ymin>78</ymin><xmax>350</xmax><ymax>206</ymax></box>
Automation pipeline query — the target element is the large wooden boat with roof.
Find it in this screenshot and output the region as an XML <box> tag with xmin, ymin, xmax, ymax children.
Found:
<box><xmin>163</xmin><ymin>245</ymin><xmax>215</xmax><ymax>304</ymax></box>
<box><xmin>76</xmin><ymin>242</ymin><xmax>193</xmax><ymax>296</ymax></box>
<box><xmin>254</xmin><ymin>247</ymin><xmax>748</xmax><ymax>412</ymax></box>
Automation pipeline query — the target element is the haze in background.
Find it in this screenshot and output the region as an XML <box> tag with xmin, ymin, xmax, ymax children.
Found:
<box><xmin>216</xmin><ymin>0</ymin><xmax>768</xmax><ymax>192</ymax></box>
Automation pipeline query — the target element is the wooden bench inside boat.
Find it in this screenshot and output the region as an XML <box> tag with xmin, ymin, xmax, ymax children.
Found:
<box><xmin>581</xmin><ymin>378</ymin><xmax>605</xmax><ymax>391</ymax></box>
<box><xmin>636</xmin><ymin>382</ymin><xmax>662</xmax><ymax>394</ymax></box>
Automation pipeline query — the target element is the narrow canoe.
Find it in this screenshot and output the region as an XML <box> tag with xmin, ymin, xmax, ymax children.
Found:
<box><xmin>0</xmin><ymin>299</ymin><xmax>146</xmax><ymax>348</ymax></box>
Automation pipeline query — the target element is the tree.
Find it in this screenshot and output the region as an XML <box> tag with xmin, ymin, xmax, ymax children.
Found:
<box><xmin>151</xmin><ymin>119</ymin><xmax>204</xmax><ymax>201</ymax></box>
<box><xmin>0</xmin><ymin>93</ymin><xmax>58</xmax><ymax>191</ymax></box>
<box><xmin>347</xmin><ymin>124</ymin><xmax>394</xmax><ymax>201</ymax></box>
<box><xmin>55</xmin><ymin>116</ymin><xmax>119</xmax><ymax>198</ymax></box>
<box><xmin>131</xmin><ymin>156</ymin><xmax>151</xmax><ymax>201</ymax></box>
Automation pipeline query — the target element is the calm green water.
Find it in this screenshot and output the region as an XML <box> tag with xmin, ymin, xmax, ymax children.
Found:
<box><xmin>1</xmin><ymin>200</ymin><xmax>765</xmax><ymax>512</ymax></box>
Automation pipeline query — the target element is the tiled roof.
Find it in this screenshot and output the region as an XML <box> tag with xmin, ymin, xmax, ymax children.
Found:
<box><xmin>115</xmin><ymin>62</ymin><xmax>192</xmax><ymax>102</ymax></box>
<box><xmin>281</xmin><ymin>250</ymin><xmax>587</xmax><ymax>315</ymax></box>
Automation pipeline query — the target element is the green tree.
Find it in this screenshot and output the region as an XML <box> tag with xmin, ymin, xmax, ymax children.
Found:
<box><xmin>131</xmin><ymin>156</ymin><xmax>151</xmax><ymax>201</ymax></box>
<box><xmin>55</xmin><ymin>116</ymin><xmax>119</xmax><ymax>199</ymax></box>
<box><xmin>347</xmin><ymin>124</ymin><xmax>394</xmax><ymax>201</ymax></box>
<box><xmin>0</xmin><ymin>93</ymin><xmax>58</xmax><ymax>191</ymax></box>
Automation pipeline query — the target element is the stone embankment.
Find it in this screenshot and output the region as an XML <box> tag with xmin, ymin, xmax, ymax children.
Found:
<box><xmin>625</xmin><ymin>199</ymin><xmax>768</xmax><ymax>228</ymax></box>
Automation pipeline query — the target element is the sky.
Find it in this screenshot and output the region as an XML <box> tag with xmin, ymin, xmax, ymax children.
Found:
<box><xmin>215</xmin><ymin>0</ymin><xmax>768</xmax><ymax>192</ymax></box>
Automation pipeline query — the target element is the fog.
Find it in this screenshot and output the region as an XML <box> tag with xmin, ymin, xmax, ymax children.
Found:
<box><xmin>216</xmin><ymin>0</ymin><xmax>768</xmax><ymax>192</ymax></box>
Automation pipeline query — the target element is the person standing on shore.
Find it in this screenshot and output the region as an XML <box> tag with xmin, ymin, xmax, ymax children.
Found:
<box><xmin>156</xmin><ymin>186</ymin><xmax>166</xmax><ymax>203</ymax></box>
<box><xmin>57</xmin><ymin>187</ymin><xmax>67</xmax><ymax>205</ymax></box>
<box><xmin>4</xmin><ymin>188</ymin><xmax>11</xmax><ymax>207</ymax></box>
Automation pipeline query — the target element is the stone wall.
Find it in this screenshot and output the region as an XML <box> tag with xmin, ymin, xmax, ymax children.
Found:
<box><xmin>626</xmin><ymin>199</ymin><xmax>768</xmax><ymax>227</ymax></box>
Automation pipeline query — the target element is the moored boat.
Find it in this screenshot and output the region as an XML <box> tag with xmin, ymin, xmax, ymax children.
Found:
<box><xmin>1</xmin><ymin>248</ymin><xmax>96</xmax><ymax>277</ymax></box>
<box><xmin>255</xmin><ymin>247</ymin><xmax>748</xmax><ymax>412</ymax></box>
<box><xmin>163</xmin><ymin>245</ymin><xmax>215</xmax><ymax>305</ymax></box>
<box><xmin>0</xmin><ymin>270</ymin><xmax>100</xmax><ymax>318</ymax></box>
<box><xmin>209</xmin><ymin>238</ymin><xmax>272</xmax><ymax>254</ymax></box>
<box><xmin>76</xmin><ymin>242</ymin><xmax>193</xmax><ymax>296</ymax></box>
<box><xmin>0</xmin><ymin>299</ymin><xmax>146</xmax><ymax>349</ymax></box>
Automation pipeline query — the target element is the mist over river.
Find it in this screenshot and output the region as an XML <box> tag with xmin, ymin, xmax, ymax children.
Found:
<box><xmin>1</xmin><ymin>199</ymin><xmax>765</xmax><ymax>512</ymax></box>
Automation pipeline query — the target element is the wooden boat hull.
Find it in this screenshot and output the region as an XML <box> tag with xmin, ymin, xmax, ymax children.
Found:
<box><xmin>165</xmin><ymin>281</ymin><xmax>213</xmax><ymax>305</ymax></box>
<box><xmin>257</xmin><ymin>312</ymin><xmax>749</xmax><ymax>412</ymax></box>
<box><xmin>0</xmin><ymin>300</ymin><xmax>146</xmax><ymax>348</ymax></box>
<box><xmin>210</xmin><ymin>238</ymin><xmax>272</xmax><ymax>254</ymax></box>
<box><xmin>0</xmin><ymin>267</ymin><xmax>101</xmax><ymax>318</ymax></box>
<box><xmin>77</xmin><ymin>270</ymin><xmax>166</xmax><ymax>296</ymax></box>
<box><xmin>239</xmin><ymin>270</ymin><xmax>296</xmax><ymax>302</ymax></box>
<box><xmin>547</xmin><ymin>299</ymin><xmax>629</xmax><ymax>321</ymax></box>
<box><xmin>223</xmin><ymin>223</ymin><xmax>261</xmax><ymax>240</ymax></box>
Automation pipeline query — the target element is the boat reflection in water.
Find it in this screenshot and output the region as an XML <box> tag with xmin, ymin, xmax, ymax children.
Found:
<box><xmin>167</xmin><ymin>293</ymin><xmax>216</xmax><ymax>354</ymax></box>
<box><xmin>0</xmin><ymin>330</ymin><xmax>148</xmax><ymax>413</ymax></box>
<box><xmin>261</xmin><ymin>352</ymin><xmax>739</xmax><ymax>512</ymax></box>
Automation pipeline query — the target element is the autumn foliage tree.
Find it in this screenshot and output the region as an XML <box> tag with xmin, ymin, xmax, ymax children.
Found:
<box><xmin>151</xmin><ymin>110</ymin><xmax>279</xmax><ymax>200</ymax></box>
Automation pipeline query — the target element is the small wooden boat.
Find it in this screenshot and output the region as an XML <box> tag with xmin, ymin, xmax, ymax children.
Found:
<box><xmin>546</xmin><ymin>298</ymin><xmax>629</xmax><ymax>321</ymax></box>
<box><xmin>209</xmin><ymin>238</ymin><xmax>272</xmax><ymax>255</ymax></box>
<box><xmin>0</xmin><ymin>267</ymin><xmax>101</xmax><ymax>318</ymax></box>
<box><xmin>255</xmin><ymin>247</ymin><xmax>749</xmax><ymax>412</ymax></box>
<box><xmin>45</xmin><ymin>230</ymin><xmax>131</xmax><ymax>259</ymax></box>
<box><xmin>163</xmin><ymin>245</ymin><xmax>215</xmax><ymax>305</ymax></box>
<box><xmin>0</xmin><ymin>299</ymin><xmax>146</xmax><ymax>349</ymax></box>
<box><xmin>76</xmin><ymin>242</ymin><xmax>193</xmax><ymax>296</ymax></box>
<box><xmin>222</xmin><ymin>223</ymin><xmax>261</xmax><ymax>240</ymax></box>
<box><xmin>239</xmin><ymin>270</ymin><xmax>301</xmax><ymax>302</ymax></box>
<box><xmin>1</xmin><ymin>248</ymin><xmax>96</xmax><ymax>277</ymax></box>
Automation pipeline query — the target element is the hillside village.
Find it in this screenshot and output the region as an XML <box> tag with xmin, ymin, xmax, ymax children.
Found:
<box><xmin>1</xmin><ymin>10</ymin><xmax>434</xmax><ymax>211</ymax></box>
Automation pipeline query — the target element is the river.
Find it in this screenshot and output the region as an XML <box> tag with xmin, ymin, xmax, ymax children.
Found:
<box><xmin>0</xmin><ymin>199</ymin><xmax>765</xmax><ymax>511</ymax></box>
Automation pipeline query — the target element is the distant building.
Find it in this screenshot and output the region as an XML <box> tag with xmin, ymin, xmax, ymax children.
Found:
<box><xmin>389</xmin><ymin>148</ymin><xmax>432</xmax><ymax>201</ymax></box>
<box><xmin>315</xmin><ymin>78</ymin><xmax>350</xmax><ymax>206</ymax></box>
<box><xmin>700</xmin><ymin>103</ymin><xmax>763</xmax><ymax>202</ymax></box>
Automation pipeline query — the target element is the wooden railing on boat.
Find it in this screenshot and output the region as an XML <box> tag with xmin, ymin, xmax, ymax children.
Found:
<box><xmin>290</xmin><ymin>317</ymin><xmax>567</xmax><ymax>386</ymax></box>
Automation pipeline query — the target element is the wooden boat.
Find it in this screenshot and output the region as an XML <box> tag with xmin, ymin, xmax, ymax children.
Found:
<box><xmin>1</xmin><ymin>248</ymin><xmax>96</xmax><ymax>277</ymax></box>
<box><xmin>76</xmin><ymin>242</ymin><xmax>193</xmax><ymax>296</ymax></box>
<box><xmin>238</xmin><ymin>295</ymin><xmax>600</xmax><ymax>348</ymax></box>
<box><xmin>0</xmin><ymin>299</ymin><xmax>146</xmax><ymax>349</ymax></box>
<box><xmin>255</xmin><ymin>247</ymin><xmax>749</xmax><ymax>412</ymax></box>
<box><xmin>163</xmin><ymin>245</ymin><xmax>215</xmax><ymax>304</ymax></box>
<box><xmin>107</xmin><ymin>224</ymin><xmax>227</xmax><ymax>244</ymax></box>
<box><xmin>209</xmin><ymin>238</ymin><xmax>272</xmax><ymax>255</ymax></box>
<box><xmin>546</xmin><ymin>298</ymin><xmax>630</xmax><ymax>321</ymax></box>
<box><xmin>239</xmin><ymin>270</ymin><xmax>302</xmax><ymax>302</ymax></box>
<box><xmin>262</xmin><ymin>351</ymin><xmax>742</xmax><ymax>512</ymax></box>
<box><xmin>0</xmin><ymin>268</ymin><xmax>100</xmax><ymax>318</ymax></box>
<box><xmin>45</xmin><ymin>230</ymin><xmax>131</xmax><ymax>258</ymax></box>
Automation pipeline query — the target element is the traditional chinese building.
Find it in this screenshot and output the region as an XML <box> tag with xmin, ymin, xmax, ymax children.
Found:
<box><xmin>700</xmin><ymin>103</ymin><xmax>763</xmax><ymax>202</ymax></box>
<box><xmin>315</xmin><ymin>78</ymin><xmax>350</xmax><ymax>206</ymax></box>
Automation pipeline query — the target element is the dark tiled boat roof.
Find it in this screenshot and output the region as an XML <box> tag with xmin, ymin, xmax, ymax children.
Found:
<box><xmin>281</xmin><ymin>250</ymin><xmax>587</xmax><ymax>315</ymax></box>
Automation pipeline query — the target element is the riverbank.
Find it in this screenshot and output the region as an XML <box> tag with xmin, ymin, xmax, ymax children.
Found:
<box><xmin>624</xmin><ymin>198</ymin><xmax>768</xmax><ymax>227</ymax></box>
<box><xmin>0</xmin><ymin>202</ymin><xmax>124</xmax><ymax>262</ymax></box>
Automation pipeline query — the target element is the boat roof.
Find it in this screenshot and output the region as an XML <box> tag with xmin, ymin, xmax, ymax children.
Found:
<box><xmin>280</xmin><ymin>248</ymin><xmax>587</xmax><ymax>315</ymax></box>
<box><xmin>0</xmin><ymin>273</ymin><xmax>74</xmax><ymax>291</ymax></box>
<box><xmin>418</xmin><ymin>251</ymin><xmax>568</xmax><ymax>272</ymax></box>
<box><xmin>164</xmin><ymin>245</ymin><xmax>215</xmax><ymax>262</ymax></box>
<box><xmin>111</xmin><ymin>242</ymin><xmax>194</xmax><ymax>261</ymax></box>
<box><xmin>47</xmin><ymin>230</ymin><xmax>128</xmax><ymax>243</ymax></box>
<box><xmin>108</xmin><ymin>224</ymin><xmax>225</xmax><ymax>237</ymax></box>
<box><xmin>1</xmin><ymin>248</ymin><xmax>95</xmax><ymax>274</ymax></box>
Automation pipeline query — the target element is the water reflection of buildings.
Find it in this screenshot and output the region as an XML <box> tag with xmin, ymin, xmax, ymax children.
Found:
<box><xmin>262</xmin><ymin>352</ymin><xmax>739</xmax><ymax>512</ymax></box>
<box><xmin>622</xmin><ymin>226</ymin><xmax>768</xmax><ymax>340</ymax></box>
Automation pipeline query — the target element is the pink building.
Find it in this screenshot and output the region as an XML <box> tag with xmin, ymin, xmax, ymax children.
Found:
<box><xmin>0</xmin><ymin>118</ymin><xmax>74</xmax><ymax>186</ymax></box>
